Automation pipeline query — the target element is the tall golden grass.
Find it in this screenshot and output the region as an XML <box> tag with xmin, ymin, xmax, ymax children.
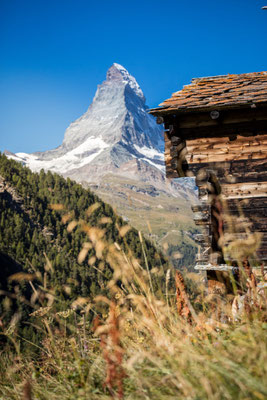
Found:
<box><xmin>0</xmin><ymin>204</ymin><xmax>266</xmax><ymax>400</ymax></box>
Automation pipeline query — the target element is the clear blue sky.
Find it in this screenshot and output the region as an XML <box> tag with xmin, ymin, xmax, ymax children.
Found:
<box><xmin>1</xmin><ymin>0</ymin><xmax>266</xmax><ymax>153</ymax></box>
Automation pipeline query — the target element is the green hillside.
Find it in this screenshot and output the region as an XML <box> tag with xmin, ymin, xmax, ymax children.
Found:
<box><xmin>0</xmin><ymin>154</ymin><xmax>167</xmax><ymax>345</ymax></box>
<box><xmin>0</xmin><ymin>153</ymin><xmax>167</xmax><ymax>283</ymax></box>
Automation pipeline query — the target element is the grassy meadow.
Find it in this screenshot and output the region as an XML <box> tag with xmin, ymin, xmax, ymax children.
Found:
<box><xmin>0</xmin><ymin>209</ymin><xmax>266</xmax><ymax>400</ymax></box>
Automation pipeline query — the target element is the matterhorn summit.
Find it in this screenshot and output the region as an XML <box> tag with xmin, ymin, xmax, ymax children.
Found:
<box><xmin>9</xmin><ymin>63</ymin><xmax>166</xmax><ymax>184</ymax></box>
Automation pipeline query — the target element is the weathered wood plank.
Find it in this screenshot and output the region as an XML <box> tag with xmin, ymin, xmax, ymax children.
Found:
<box><xmin>185</xmin><ymin>134</ymin><xmax>267</xmax><ymax>165</ymax></box>
<box><xmin>221</xmin><ymin>182</ymin><xmax>267</xmax><ymax>199</ymax></box>
<box><xmin>187</xmin><ymin>159</ymin><xmax>267</xmax><ymax>184</ymax></box>
<box><xmin>186</xmin><ymin>152</ymin><xmax>266</xmax><ymax>163</ymax></box>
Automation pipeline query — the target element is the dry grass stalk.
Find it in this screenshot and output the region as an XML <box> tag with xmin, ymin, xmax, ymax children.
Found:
<box><xmin>175</xmin><ymin>271</ymin><xmax>191</xmax><ymax>323</ymax></box>
<box><xmin>243</xmin><ymin>258</ymin><xmax>257</xmax><ymax>289</ymax></box>
<box><xmin>22</xmin><ymin>379</ymin><xmax>32</xmax><ymax>400</ymax></box>
<box><xmin>94</xmin><ymin>302</ymin><xmax>125</xmax><ymax>399</ymax></box>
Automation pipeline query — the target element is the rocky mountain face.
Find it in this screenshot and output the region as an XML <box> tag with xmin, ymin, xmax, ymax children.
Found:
<box><xmin>6</xmin><ymin>63</ymin><xmax>198</xmax><ymax>267</ymax></box>
<box><xmin>8</xmin><ymin>63</ymin><xmax>167</xmax><ymax>184</ymax></box>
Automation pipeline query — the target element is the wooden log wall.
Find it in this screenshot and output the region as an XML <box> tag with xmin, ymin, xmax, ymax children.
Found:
<box><xmin>161</xmin><ymin>109</ymin><xmax>267</xmax><ymax>267</ymax></box>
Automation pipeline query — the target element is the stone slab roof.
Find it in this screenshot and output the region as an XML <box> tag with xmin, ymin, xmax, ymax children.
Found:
<box><xmin>150</xmin><ymin>72</ymin><xmax>267</xmax><ymax>115</ymax></box>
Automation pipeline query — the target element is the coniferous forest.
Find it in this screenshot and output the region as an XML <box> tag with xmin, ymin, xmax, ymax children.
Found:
<box><xmin>0</xmin><ymin>153</ymin><xmax>167</xmax><ymax>346</ymax></box>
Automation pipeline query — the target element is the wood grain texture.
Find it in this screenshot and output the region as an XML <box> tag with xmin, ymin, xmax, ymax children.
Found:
<box><xmin>186</xmin><ymin>134</ymin><xmax>267</xmax><ymax>165</ymax></box>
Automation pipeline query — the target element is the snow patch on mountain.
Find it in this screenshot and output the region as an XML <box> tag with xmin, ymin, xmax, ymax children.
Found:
<box><xmin>133</xmin><ymin>144</ymin><xmax>164</xmax><ymax>161</ymax></box>
<box><xmin>10</xmin><ymin>135</ymin><xmax>108</xmax><ymax>174</ymax></box>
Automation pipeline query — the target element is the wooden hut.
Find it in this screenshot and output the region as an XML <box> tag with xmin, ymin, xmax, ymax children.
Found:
<box><xmin>150</xmin><ymin>72</ymin><xmax>267</xmax><ymax>293</ymax></box>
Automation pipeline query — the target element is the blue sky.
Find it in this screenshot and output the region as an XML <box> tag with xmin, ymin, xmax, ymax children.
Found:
<box><xmin>1</xmin><ymin>0</ymin><xmax>266</xmax><ymax>153</ymax></box>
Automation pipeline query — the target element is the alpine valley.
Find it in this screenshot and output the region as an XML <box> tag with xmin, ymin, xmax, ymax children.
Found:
<box><xmin>6</xmin><ymin>63</ymin><xmax>198</xmax><ymax>267</ymax></box>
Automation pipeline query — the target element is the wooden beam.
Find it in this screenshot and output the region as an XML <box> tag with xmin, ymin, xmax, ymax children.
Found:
<box><xmin>221</xmin><ymin>182</ymin><xmax>267</xmax><ymax>199</ymax></box>
<box><xmin>177</xmin><ymin>107</ymin><xmax>267</xmax><ymax>129</ymax></box>
<box><xmin>177</xmin><ymin>120</ymin><xmax>267</xmax><ymax>140</ymax></box>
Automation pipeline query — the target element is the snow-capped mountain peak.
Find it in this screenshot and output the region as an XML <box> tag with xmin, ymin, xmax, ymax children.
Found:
<box><xmin>7</xmin><ymin>63</ymin><xmax>165</xmax><ymax>184</ymax></box>
<box><xmin>106</xmin><ymin>63</ymin><xmax>145</xmax><ymax>102</ymax></box>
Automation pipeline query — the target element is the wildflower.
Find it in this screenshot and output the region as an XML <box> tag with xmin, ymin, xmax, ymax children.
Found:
<box><xmin>56</xmin><ymin>309</ymin><xmax>73</xmax><ymax>318</ymax></box>
<box><xmin>136</xmin><ymin>336</ymin><xmax>145</xmax><ymax>344</ymax></box>
<box><xmin>29</xmin><ymin>306</ymin><xmax>51</xmax><ymax>317</ymax></box>
<box><xmin>124</xmin><ymin>321</ymin><xmax>131</xmax><ymax>332</ymax></box>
